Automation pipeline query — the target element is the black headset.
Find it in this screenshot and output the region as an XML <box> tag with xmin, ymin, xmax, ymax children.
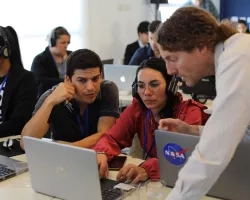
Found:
<box><xmin>0</xmin><ymin>27</ymin><xmax>11</xmax><ymax>58</ymax></box>
<box><xmin>167</xmin><ymin>75</ymin><xmax>179</xmax><ymax>94</ymax></box>
<box><xmin>50</xmin><ymin>26</ymin><xmax>69</xmax><ymax>47</ymax></box>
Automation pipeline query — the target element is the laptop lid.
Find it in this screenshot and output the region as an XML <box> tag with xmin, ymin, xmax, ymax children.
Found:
<box><xmin>103</xmin><ymin>64</ymin><xmax>138</xmax><ymax>95</ymax></box>
<box><xmin>155</xmin><ymin>130</ymin><xmax>250</xmax><ymax>200</ymax></box>
<box><xmin>23</xmin><ymin>136</ymin><xmax>103</xmax><ymax>200</ymax></box>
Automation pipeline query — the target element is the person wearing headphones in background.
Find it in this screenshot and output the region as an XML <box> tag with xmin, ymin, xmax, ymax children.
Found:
<box><xmin>93</xmin><ymin>58</ymin><xmax>208</xmax><ymax>183</ymax></box>
<box><xmin>31</xmin><ymin>26</ymin><xmax>72</xmax><ymax>99</ymax></box>
<box><xmin>21</xmin><ymin>49</ymin><xmax>119</xmax><ymax>150</ymax></box>
<box><xmin>0</xmin><ymin>26</ymin><xmax>37</xmax><ymax>138</ymax></box>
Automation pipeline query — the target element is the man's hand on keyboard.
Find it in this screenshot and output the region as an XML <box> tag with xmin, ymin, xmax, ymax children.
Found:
<box><xmin>116</xmin><ymin>164</ymin><xmax>149</xmax><ymax>184</ymax></box>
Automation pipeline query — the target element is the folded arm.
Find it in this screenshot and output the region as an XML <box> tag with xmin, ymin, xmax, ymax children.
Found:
<box><xmin>72</xmin><ymin>116</ymin><xmax>117</xmax><ymax>148</ymax></box>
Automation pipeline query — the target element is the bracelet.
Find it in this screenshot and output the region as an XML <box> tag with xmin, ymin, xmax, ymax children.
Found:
<box><xmin>96</xmin><ymin>151</ymin><xmax>108</xmax><ymax>159</ymax></box>
<box><xmin>96</xmin><ymin>151</ymin><xmax>107</xmax><ymax>155</ymax></box>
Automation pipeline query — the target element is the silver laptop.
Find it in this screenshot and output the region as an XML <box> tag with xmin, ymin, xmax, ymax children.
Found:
<box><xmin>103</xmin><ymin>64</ymin><xmax>138</xmax><ymax>96</ymax></box>
<box><xmin>23</xmin><ymin>136</ymin><xmax>123</xmax><ymax>200</ymax></box>
<box><xmin>0</xmin><ymin>155</ymin><xmax>27</xmax><ymax>182</ymax></box>
<box><xmin>155</xmin><ymin>130</ymin><xmax>250</xmax><ymax>200</ymax></box>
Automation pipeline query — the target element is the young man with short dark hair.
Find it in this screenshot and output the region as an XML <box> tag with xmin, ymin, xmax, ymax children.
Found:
<box><xmin>21</xmin><ymin>49</ymin><xmax>119</xmax><ymax>149</ymax></box>
<box><xmin>129</xmin><ymin>20</ymin><xmax>162</xmax><ymax>66</ymax></box>
<box><xmin>124</xmin><ymin>21</ymin><xmax>150</xmax><ymax>65</ymax></box>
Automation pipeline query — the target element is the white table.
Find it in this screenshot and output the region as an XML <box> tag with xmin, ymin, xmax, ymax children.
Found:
<box><xmin>0</xmin><ymin>154</ymin><xmax>53</xmax><ymax>200</ymax></box>
<box><xmin>0</xmin><ymin>153</ymin><xmax>220</xmax><ymax>200</ymax></box>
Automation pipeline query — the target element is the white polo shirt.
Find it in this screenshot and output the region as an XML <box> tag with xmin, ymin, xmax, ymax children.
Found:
<box><xmin>166</xmin><ymin>33</ymin><xmax>250</xmax><ymax>200</ymax></box>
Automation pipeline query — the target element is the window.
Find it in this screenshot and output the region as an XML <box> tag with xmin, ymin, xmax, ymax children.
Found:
<box><xmin>0</xmin><ymin>0</ymin><xmax>83</xmax><ymax>70</ymax></box>
<box><xmin>159</xmin><ymin>0</ymin><xmax>188</xmax><ymax>21</ymax></box>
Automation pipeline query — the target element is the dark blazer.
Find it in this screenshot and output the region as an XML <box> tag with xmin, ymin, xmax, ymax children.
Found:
<box><xmin>0</xmin><ymin>64</ymin><xmax>37</xmax><ymax>137</ymax></box>
<box><xmin>31</xmin><ymin>47</ymin><xmax>72</xmax><ymax>98</ymax></box>
<box><xmin>129</xmin><ymin>45</ymin><xmax>154</xmax><ymax>66</ymax></box>
<box><xmin>124</xmin><ymin>41</ymin><xmax>140</xmax><ymax>65</ymax></box>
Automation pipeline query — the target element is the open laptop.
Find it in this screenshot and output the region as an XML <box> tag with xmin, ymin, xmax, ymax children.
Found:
<box><xmin>0</xmin><ymin>154</ymin><xmax>28</xmax><ymax>182</ymax></box>
<box><xmin>103</xmin><ymin>64</ymin><xmax>138</xmax><ymax>96</ymax></box>
<box><xmin>23</xmin><ymin>136</ymin><xmax>125</xmax><ymax>200</ymax></box>
<box><xmin>155</xmin><ymin>130</ymin><xmax>250</xmax><ymax>200</ymax></box>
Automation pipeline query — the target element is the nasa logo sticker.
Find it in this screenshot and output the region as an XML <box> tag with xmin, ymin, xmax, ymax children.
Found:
<box><xmin>163</xmin><ymin>143</ymin><xmax>187</xmax><ymax>165</ymax></box>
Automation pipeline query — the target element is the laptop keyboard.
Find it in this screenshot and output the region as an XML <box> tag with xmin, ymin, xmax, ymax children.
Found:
<box><xmin>100</xmin><ymin>178</ymin><xmax>122</xmax><ymax>200</ymax></box>
<box><xmin>0</xmin><ymin>164</ymin><xmax>15</xmax><ymax>181</ymax></box>
<box><xmin>102</xmin><ymin>188</ymin><xmax>122</xmax><ymax>200</ymax></box>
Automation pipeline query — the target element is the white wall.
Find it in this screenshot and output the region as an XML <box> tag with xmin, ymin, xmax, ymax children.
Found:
<box><xmin>84</xmin><ymin>0</ymin><xmax>154</xmax><ymax>62</ymax></box>
<box><xmin>0</xmin><ymin>0</ymin><xmax>154</xmax><ymax>68</ymax></box>
<box><xmin>0</xmin><ymin>0</ymin><xmax>83</xmax><ymax>70</ymax></box>
<box><xmin>0</xmin><ymin>0</ymin><xmax>220</xmax><ymax>69</ymax></box>
<box><xmin>211</xmin><ymin>0</ymin><xmax>220</xmax><ymax>13</ymax></box>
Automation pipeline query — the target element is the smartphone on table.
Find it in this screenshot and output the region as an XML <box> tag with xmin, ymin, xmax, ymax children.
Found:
<box><xmin>108</xmin><ymin>156</ymin><xmax>127</xmax><ymax>171</ymax></box>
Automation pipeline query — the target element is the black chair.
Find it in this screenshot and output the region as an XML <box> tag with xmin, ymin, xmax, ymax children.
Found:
<box><xmin>181</xmin><ymin>76</ymin><xmax>216</xmax><ymax>104</ymax></box>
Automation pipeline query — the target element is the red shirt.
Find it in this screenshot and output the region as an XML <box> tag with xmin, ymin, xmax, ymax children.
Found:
<box><xmin>93</xmin><ymin>95</ymin><xmax>207</xmax><ymax>179</ymax></box>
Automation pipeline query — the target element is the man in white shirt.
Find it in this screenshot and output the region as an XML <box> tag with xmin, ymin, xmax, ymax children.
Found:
<box><xmin>156</xmin><ymin>7</ymin><xmax>250</xmax><ymax>200</ymax></box>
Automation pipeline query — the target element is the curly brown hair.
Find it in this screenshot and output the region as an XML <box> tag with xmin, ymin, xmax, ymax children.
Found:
<box><xmin>156</xmin><ymin>6</ymin><xmax>237</xmax><ymax>52</ymax></box>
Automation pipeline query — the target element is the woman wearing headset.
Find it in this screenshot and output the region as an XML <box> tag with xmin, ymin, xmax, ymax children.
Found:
<box><xmin>91</xmin><ymin>58</ymin><xmax>208</xmax><ymax>183</ymax></box>
<box><xmin>0</xmin><ymin>26</ymin><xmax>37</xmax><ymax>137</ymax></box>
<box><xmin>31</xmin><ymin>26</ymin><xmax>72</xmax><ymax>98</ymax></box>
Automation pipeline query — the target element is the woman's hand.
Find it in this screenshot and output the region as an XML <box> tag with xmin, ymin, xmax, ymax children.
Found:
<box><xmin>116</xmin><ymin>164</ymin><xmax>149</xmax><ymax>184</ymax></box>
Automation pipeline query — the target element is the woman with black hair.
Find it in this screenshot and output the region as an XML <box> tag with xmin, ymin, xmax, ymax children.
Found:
<box><xmin>0</xmin><ymin>26</ymin><xmax>37</xmax><ymax>137</ymax></box>
<box><xmin>92</xmin><ymin>58</ymin><xmax>208</xmax><ymax>183</ymax></box>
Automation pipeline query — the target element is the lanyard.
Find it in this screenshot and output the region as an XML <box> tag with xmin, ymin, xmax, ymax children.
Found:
<box><xmin>143</xmin><ymin>110</ymin><xmax>156</xmax><ymax>160</ymax></box>
<box><xmin>50</xmin><ymin>52</ymin><xmax>66</xmax><ymax>77</ymax></box>
<box><xmin>76</xmin><ymin>107</ymin><xmax>89</xmax><ymax>137</ymax></box>
<box><xmin>0</xmin><ymin>74</ymin><xmax>8</xmax><ymax>93</ymax></box>
<box><xmin>59</xmin><ymin>59</ymin><xmax>66</xmax><ymax>77</ymax></box>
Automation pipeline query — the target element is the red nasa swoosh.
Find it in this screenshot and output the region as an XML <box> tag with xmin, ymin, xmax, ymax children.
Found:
<box><xmin>178</xmin><ymin>148</ymin><xmax>189</xmax><ymax>155</ymax></box>
<box><xmin>169</xmin><ymin>148</ymin><xmax>189</xmax><ymax>161</ymax></box>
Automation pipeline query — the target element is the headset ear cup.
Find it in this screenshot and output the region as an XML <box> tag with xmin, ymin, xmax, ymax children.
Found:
<box><xmin>132</xmin><ymin>82</ymin><xmax>137</xmax><ymax>97</ymax></box>
<box><xmin>3</xmin><ymin>47</ymin><xmax>9</xmax><ymax>58</ymax></box>
<box><xmin>0</xmin><ymin>27</ymin><xmax>10</xmax><ymax>58</ymax></box>
<box><xmin>51</xmin><ymin>37</ymin><xmax>55</xmax><ymax>47</ymax></box>
<box><xmin>50</xmin><ymin>36</ymin><xmax>55</xmax><ymax>47</ymax></box>
<box><xmin>49</xmin><ymin>29</ymin><xmax>56</xmax><ymax>47</ymax></box>
<box><xmin>168</xmin><ymin>76</ymin><xmax>178</xmax><ymax>94</ymax></box>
